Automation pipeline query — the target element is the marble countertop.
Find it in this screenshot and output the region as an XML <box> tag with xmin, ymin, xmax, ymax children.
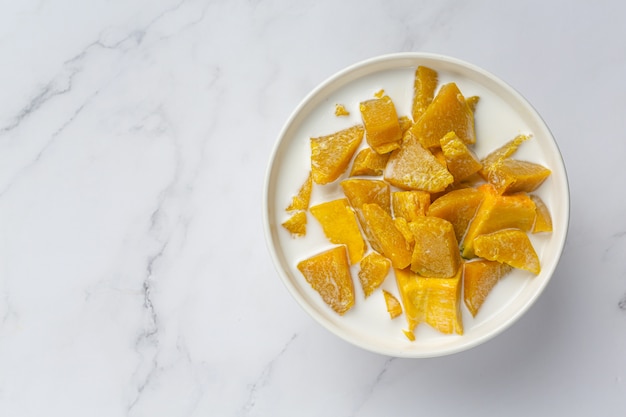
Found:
<box><xmin>1</xmin><ymin>1</ymin><xmax>625</xmax><ymax>415</ymax></box>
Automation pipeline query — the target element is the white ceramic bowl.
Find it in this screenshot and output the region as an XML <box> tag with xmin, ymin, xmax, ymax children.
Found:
<box><xmin>263</xmin><ymin>53</ymin><xmax>569</xmax><ymax>358</ymax></box>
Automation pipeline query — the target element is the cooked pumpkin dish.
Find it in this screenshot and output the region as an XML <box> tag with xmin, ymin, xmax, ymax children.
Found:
<box><xmin>283</xmin><ymin>65</ymin><xmax>553</xmax><ymax>341</ymax></box>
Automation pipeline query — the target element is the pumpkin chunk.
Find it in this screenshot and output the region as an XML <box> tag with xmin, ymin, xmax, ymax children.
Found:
<box><xmin>359</xmin><ymin>95</ymin><xmax>403</xmax><ymax>154</ymax></box>
<box><xmin>398</xmin><ymin>115</ymin><xmax>413</xmax><ymax>134</ymax></box>
<box><xmin>341</xmin><ymin>179</ymin><xmax>391</xmax><ymax>253</ymax></box>
<box><xmin>341</xmin><ymin>178</ymin><xmax>391</xmax><ymax>214</ymax></box>
<box><xmin>530</xmin><ymin>195</ymin><xmax>553</xmax><ymax>233</ymax></box>
<box><xmin>487</xmin><ymin>158</ymin><xmax>551</xmax><ymax>194</ymax></box>
<box><xmin>392</xmin><ymin>190</ymin><xmax>431</xmax><ymax>222</ymax></box>
<box><xmin>466</xmin><ymin>96</ymin><xmax>480</xmax><ymax>113</ymax></box>
<box><xmin>310</xmin><ymin>198</ymin><xmax>366</xmax><ymax>265</ymax></box>
<box><xmin>409</xmin><ymin>82</ymin><xmax>476</xmax><ymax>148</ymax></box>
<box><xmin>383</xmin><ymin>289</ymin><xmax>403</xmax><ymax>319</ymax></box>
<box><xmin>281</xmin><ymin>211</ymin><xmax>307</xmax><ymax>237</ymax></box>
<box><xmin>463</xmin><ymin>260</ymin><xmax>513</xmax><ymax>317</ymax></box>
<box><xmin>428</xmin><ymin>187</ymin><xmax>484</xmax><ymax>243</ymax></box>
<box><xmin>411</xmin><ymin>65</ymin><xmax>439</xmax><ymax>122</ymax></box>
<box><xmin>361</xmin><ymin>203</ymin><xmax>412</xmax><ymax>269</ymax></box>
<box><xmin>349</xmin><ymin>147</ymin><xmax>390</xmax><ymax>177</ymax></box>
<box><xmin>408</xmin><ymin>216</ymin><xmax>461</xmax><ymax>278</ymax></box>
<box><xmin>285</xmin><ymin>172</ymin><xmax>313</xmax><ymax>211</ymax></box>
<box><xmin>310</xmin><ymin>125</ymin><xmax>364</xmax><ymax>184</ymax></box>
<box><xmin>335</xmin><ymin>104</ymin><xmax>350</xmax><ymax>116</ymax></box>
<box><xmin>440</xmin><ymin>131</ymin><xmax>482</xmax><ymax>181</ymax></box>
<box><xmin>461</xmin><ymin>184</ymin><xmax>536</xmax><ymax>258</ymax></box>
<box><xmin>473</xmin><ymin>229</ymin><xmax>541</xmax><ymax>274</ymax></box>
<box><xmin>384</xmin><ymin>133</ymin><xmax>454</xmax><ymax>192</ymax></box>
<box><xmin>297</xmin><ymin>246</ymin><xmax>355</xmax><ymax>315</ymax></box>
<box><xmin>479</xmin><ymin>134</ymin><xmax>529</xmax><ymax>180</ymax></box>
<box><xmin>395</xmin><ymin>267</ymin><xmax>464</xmax><ymax>336</ymax></box>
<box><xmin>358</xmin><ymin>252</ymin><xmax>391</xmax><ymax>297</ymax></box>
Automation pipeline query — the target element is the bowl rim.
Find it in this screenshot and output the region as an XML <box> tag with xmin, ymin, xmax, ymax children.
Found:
<box><xmin>263</xmin><ymin>52</ymin><xmax>570</xmax><ymax>358</ymax></box>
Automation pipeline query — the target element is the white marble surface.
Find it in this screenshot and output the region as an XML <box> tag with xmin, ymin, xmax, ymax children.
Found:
<box><xmin>0</xmin><ymin>0</ymin><xmax>625</xmax><ymax>415</ymax></box>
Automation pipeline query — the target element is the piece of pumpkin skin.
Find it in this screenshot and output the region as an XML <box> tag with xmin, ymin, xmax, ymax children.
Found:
<box><xmin>361</xmin><ymin>203</ymin><xmax>412</xmax><ymax>270</ymax></box>
<box><xmin>309</xmin><ymin>198</ymin><xmax>366</xmax><ymax>265</ymax></box>
<box><xmin>310</xmin><ymin>125</ymin><xmax>364</xmax><ymax>185</ymax></box>
<box><xmin>473</xmin><ymin>228</ymin><xmax>541</xmax><ymax>275</ymax></box>
<box><xmin>297</xmin><ymin>246</ymin><xmax>355</xmax><ymax>315</ymax></box>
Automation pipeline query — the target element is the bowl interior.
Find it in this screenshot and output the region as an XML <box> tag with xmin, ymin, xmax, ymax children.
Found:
<box><xmin>264</xmin><ymin>53</ymin><xmax>569</xmax><ymax>357</ymax></box>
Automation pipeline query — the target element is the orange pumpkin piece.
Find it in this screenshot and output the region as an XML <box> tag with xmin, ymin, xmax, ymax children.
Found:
<box><xmin>384</xmin><ymin>133</ymin><xmax>454</xmax><ymax>192</ymax></box>
<box><xmin>409</xmin><ymin>82</ymin><xmax>476</xmax><ymax>148</ymax></box>
<box><xmin>461</xmin><ymin>184</ymin><xmax>536</xmax><ymax>259</ymax></box>
<box><xmin>479</xmin><ymin>134</ymin><xmax>529</xmax><ymax>180</ymax></box>
<box><xmin>393</xmin><ymin>217</ymin><xmax>415</xmax><ymax>248</ymax></box>
<box><xmin>340</xmin><ymin>178</ymin><xmax>391</xmax><ymax>214</ymax></box>
<box><xmin>310</xmin><ymin>198</ymin><xmax>366</xmax><ymax>265</ymax></box>
<box><xmin>341</xmin><ymin>178</ymin><xmax>391</xmax><ymax>253</ymax></box>
<box><xmin>359</xmin><ymin>95</ymin><xmax>403</xmax><ymax>154</ymax></box>
<box><xmin>335</xmin><ymin>104</ymin><xmax>350</xmax><ymax>116</ymax></box>
<box><xmin>531</xmin><ymin>195</ymin><xmax>553</xmax><ymax>233</ymax></box>
<box><xmin>440</xmin><ymin>131</ymin><xmax>482</xmax><ymax>181</ymax></box>
<box><xmin>310</xmin><ymin>125</ymin><xmax>364</xmax><ymax>184</ymax></box>
<box><xmin>358</xmin><ymin>252</ymin><xmax>391</xmax><ymax>297</ymax></box>
<box><xmin>395</xmin><ymin>267</ymin><xmax>464</xmax><ymax>336</ymax></box>
<box><xmin>466</xmin><ymin>95</ymin><xmax>480</xmax><ymax>113</ymax></box>
<box><xmin>411</xmin><ymin>65</ymin><xmax>439</xmax><ymax>122</ymax></box>
<box><xmin>398</xmin><ymin>115</ymin><xmax>413</xmax><ymax>134</ymax></box>
<box><xmin>282</xmin><ymin>211</ymin><xmax>306</xmax><ymax>237</ymax></box>
<box><xmin>281</xmin><ymin>211</ymin><xmax>307</xmax><ymax>237</ymax></box>
<box><xmin>297</xmin><ymin>246</ymin><xmax>355</xmax><ymax>315</ymax></box>
<box><xmin>463</xmin><ymin>260</ymin><xmax>512</xmax><ymax>317</ymax></box>
<box><xmin>408</xmin><ymin>216</ymin><xmax>461</xmax><ymax>278</ymax></box>
<box><xmin>285</xmin><ymin>172</ymin><xmax>313</xmax><ymax>211</ymax></box>
<box><xmin>392</xmin><ymin>190</ymin><xmax>431</xmax><ymax>222</ymax></box>
<box><xmin>349</xmin><ymin>147</ymin><xmax>390</xmax><ymax>177</ymax></box>
<box><xmin>382</xmin><ymin>289</ymin><xmax>402</xmax><ymax>319</ymax></box>
<box><xmin>488</xmin><ymin>158</ymin><xmax>551</xmax><ymax>194</ymax></box>
<box><xmin>361</xmin><ymin>203</ymin><xmax>412</xmax><ymax>269</ymax></box>
<box><xmin>428</xmin><ymin>187</ymin><xmax>484</xmax><ymax>243</ymax></box>
<box><xmin>473</xmin><ymin>229</ymin><xmax>541</xmax><ymax>275</ymax></box>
